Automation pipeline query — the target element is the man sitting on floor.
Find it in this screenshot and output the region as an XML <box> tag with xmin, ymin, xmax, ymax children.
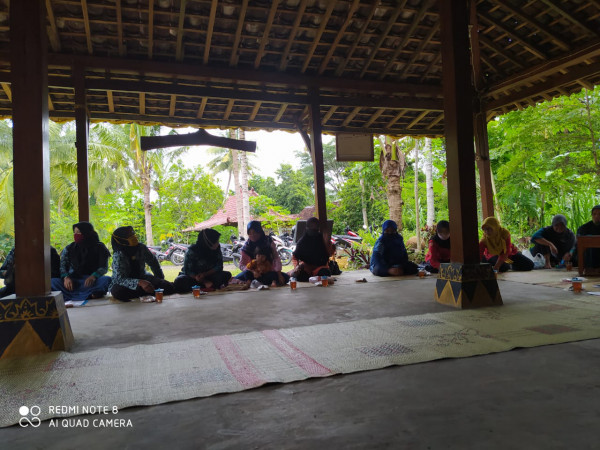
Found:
<box><xmin>576</xmin><ymin>205</ymin><xmax>600</xmax><ymax>275</ymax></box>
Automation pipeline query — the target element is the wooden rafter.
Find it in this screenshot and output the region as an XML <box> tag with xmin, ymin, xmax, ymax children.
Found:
<box><xmin>224</xmin><ymin>99</ymin><xmax>234</xmax><ymax>120</ymax></box>
<box><xmin>359</xmin><ymin>1</ymin><xmax>408</xmax><ymax>78</ymax></box>
<box><xmin>334</xmin><ymin>0</ymin><xmax>379</xmax><ymax>76</ymax></box>
<box><xmin>318</xmin><ymin>0</ymin><xmax>360</xmax><ymax>74</ymax></box>
<box><xmin>203</xmin><ymin>0</ymin><xmax>218</xmax><ymax>64</ymax></box>
<box><xmin>407</xmin><ymin>111</ymin><xmax>428</xmax><ymax>129</ymax></box>
<box><xmin>300</xmin><ymin>1</ymin><xmax>336</xmax><ymax>73</ymax></box>
<box><xmin>1</xmin><ymin>83</ymin><xmax>11</xmax><ymax>101</ymax></box>
<box><xmin>426</xmin><ymin>113</ymin><xmax>443</xmax><ymax>129</ymax></box>
<box><xmin>398</xmin><ymin>23</ymin><xmax>439</xmax><ymax>79</ymax></box>
<box><xmin>230</xmin><ymin>0</ymin><xmax>249</xmax><ymax>67</ymax></box>
<box><xmin>116</xmin><ymin>0</ymin><xmax>125</xmax><ymax>56</ymax></box>
<box><xmin>538</xmin><ymin>0</ymin><xmax>599</xmax><ymax>37</ymax></box>
<box><xmin>249</xmin><ymin>102</ymin><xmax>261</xmax><ymax>121</ymax></box>
<box><xmin>279</xmin><ymin>0</ymin><xmax>308</xmax><ymax>71</ymax></box>
<box><xmin>422</xmin><ymin>53</ymin><xmax>442</xmax><ymax>79</ymax></box>
<box><xmin>386</xmin><ymin>111</ymin><xmax>406</xmax><ymax>128</ymax></box>
<box><xmin>254</xmin><ymin>0</ymin><xmax>280</xmax><ymax>69</ymax></box>
<box><xmin>379</xmin><ymin>0</ymin><xmax>434</xmax><ymax>80</ymax></box>
<box><xmin>81</xmin><ymin>0</ymin><xmax>93</xmax><ymax>54</ymax></box>
<box><xmin>148</xmin><ymin>0</ymin><xmax>154</xmax><ymax>59</ymax></box>
<box><xmin>365</xmin><ymin>108</ymin><xmax>384</xmax><ymax>128</ymax></box>
<box><xmin>323</xmin><ymin>106</ymin><xmax>337</xmax><ymax>124</ymax></box>
<box><xmin>169</xmin><ymin>94</ymin><xmax>176</xmax><ymax>116</ymax></box>
<box><xmin>479</xmin><ymin>35</ymin><xmax>524</xmax><ymax>69</ymax></box>
<box><xmin>175</xmin><ymin>0</ymin><xmax>187</xmax><ymax>61</ymax></box>
<box><xmin>274</xmin><ymin>103</ymin><xmax>288</xmax><ymax>122</ymax></box>
<box><xmin>478</xmin><ymin>11</ymin><xmax>547</xmax><ymax>61</ymax></box>
<box><xmin>107</xmin><ymin>90</ymin><xmax>114</xmax><ymax>113</ymax></box>
<box><xmin>197</xmin><ymin>97</ymin><xmax>207</xmax><ymax>119</ymax></box>
<box><xmin>342</xmin><ymin>107</ymin><xmax>361</xmax><ymax>126</ymax></box>
<box><xmin>48</xmin><ymin>94</ymin><xmax>54</xmax><ymax>111</ymax></box>
<box><xmin>139</xmin><ymin>92</ymin><xmax>145</xmax><ymax>115</ymax></box>
<box><xmin>494</xmin><ymin>0</ymin><xmax>570</xmax><ymax>51</ymax></box>
<box><xmin>45</xmin><ymin>0</ymin><xmax>61</xmax><ymax>52</ymax></box>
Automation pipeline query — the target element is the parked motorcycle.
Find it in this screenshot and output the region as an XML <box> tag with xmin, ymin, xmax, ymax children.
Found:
<box><xmin>220</xmin><ymin>235</ymin><xmax>242</xmax><ymax>266</ymax></box>
<box><xmin>148</xmin><ymin>238</ymin><xmax>188</xmax><ymax>266</ymax></box>
<box><xmin>269</xmin><ymin>233</ymin><xmax>293</xmax><ymax>266</ymax></box>
<box><xmin>331</xmin><ymin>227</ymin><xmax>362</xmax><ymax>249</ymax></box>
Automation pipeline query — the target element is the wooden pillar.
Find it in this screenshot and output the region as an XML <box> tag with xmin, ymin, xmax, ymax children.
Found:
<box><xmin>434</xmin><ymin>0</ymin><xmax>502</xmax><ymax>309</ymax></box>
<box><xmin>308</xmin><ymin>89</ymin><xmax>328</xmax><ymax>231</ymax></box>
<box><xmin>4</xmin><ymin>0</ymin><xmax>74</xmax><ymax>358</ymax></box>
<box><xmin>74</xmin><ymin>66</ymin><xmax>90</xmax><ymax>222</ymax></box>
<box><xmin>474</xmin><ymin>110</ymin><xmax>495</xmax><ymax>219</ymax></box>
<box><xmin>11</xmin><ymin>0</ymin><xmax>51</xmax><ymax>297</ymax></box>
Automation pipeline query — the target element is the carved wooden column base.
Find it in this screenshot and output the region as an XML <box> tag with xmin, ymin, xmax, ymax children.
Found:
<box><xmin>435</xmin><ymin>263</ymin><xmax>503</xmax><ymax>309</ymax></box>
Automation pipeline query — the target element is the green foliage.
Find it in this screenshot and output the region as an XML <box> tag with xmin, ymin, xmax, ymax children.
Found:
<box><xmin>341</xmin><ymin>243</ymin><xmax>372</xmax><ymax>270</ymax></box>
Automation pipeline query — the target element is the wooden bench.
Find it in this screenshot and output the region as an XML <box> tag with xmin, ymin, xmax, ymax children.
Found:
<box><xmin>577</xmin><ymin>235</ymin><xmax>600</xmax><ymax>276</ymax></box>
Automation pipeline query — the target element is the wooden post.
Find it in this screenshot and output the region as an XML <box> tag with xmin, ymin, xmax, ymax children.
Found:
<box><xmin>74</xmin><ymin>65</ymin><xmax>90</xmax><ymax>222</ymax></box>
<box><xmin>10</xmin><ymin>0</ymin><xmax>51</xmax><ymax>296</ymax></box>
<box><xmin>308</xmin><ymin>88</ymin><xmax>328</xmax><ymax>231</ymax></box>
<box><xmin>434</xmin><ymin>0</ymin><xmax>502</xmax><ymax>308</ymax></box>
<box><xmin>3</xmin><ymin>0</ymin><xmax>74</xmax><ymax>358</ymax></box>
<box><xmin>474</xmin><ymin>110</ymin><xmax>495</xmax><ymax>219</ymax></box>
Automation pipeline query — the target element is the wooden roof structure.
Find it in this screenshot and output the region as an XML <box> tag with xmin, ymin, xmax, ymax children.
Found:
<box><xmin>0</xmin><ymin>0</ymin><xmax>599</xmax><ymax>136</ymax></box>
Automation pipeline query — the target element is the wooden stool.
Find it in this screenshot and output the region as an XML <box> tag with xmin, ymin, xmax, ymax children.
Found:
<box><xmin>577</xmin><ymin>235</ymin><xmax>600</xmax><ymax>276</ymax></box>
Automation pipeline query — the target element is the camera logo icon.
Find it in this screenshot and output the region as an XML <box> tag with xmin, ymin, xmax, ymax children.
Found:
<box><xmin>19</xmin><ymin>406</ymin><xmax>41</xmax><ymax>428</ymax></box>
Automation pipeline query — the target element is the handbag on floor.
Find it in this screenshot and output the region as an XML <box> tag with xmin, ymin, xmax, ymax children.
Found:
<box><xmin>328</xmin><ymin>258</ymin><xmax>342</xmax><ymax>275</ymax></box>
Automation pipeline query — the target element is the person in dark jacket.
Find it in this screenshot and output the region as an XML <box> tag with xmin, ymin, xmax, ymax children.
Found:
<box><xmin>173</xmin><ymin>228</ymin><xmax>231</xmax><ymax>292</ymax></box>
<box><xmin>1</xmin><ymin>246</ymin><xmax>60</xmax><ymax>298</ymax></box>
<box><xmin>575</xmin><ymin>205</ymin><xmax>600</xmax><ymax>273</ymax></box>
<box><xmin>109</xmin><ymin>226</ymin><xmax>174</xmax><ymax>301</ymax></box>
<box><xmin>370</xmin><ymin>220</ymin><xmax>418</xmax><ymax>277</ymax></box>
<box><xmin>290</xmin><ymin>217</ymin><xmax>335</xmax><ymax>282</ymax></box>
<box><xmin>51</xmin><ymin>221</ymin><xmax>112</xmax><ymax>300</ymax></box>
<box><xmin>530</xmin><ymin>214</ymin><xmax>576</xmax><ymax>269</ymax></box>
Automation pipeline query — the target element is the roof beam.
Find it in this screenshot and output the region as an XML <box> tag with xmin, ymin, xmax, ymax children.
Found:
<box><xmin>407</xmin><ymin>111</ymin><xmax>428</xmax><ymax>129</ymax></box>
<box><xmin>274</xmin><ymin>103</ymin><xmax>288</xmax><ymax>122</ymax></box>
<box><xmin>359</xmin><ymin>2</ymin><xmax>407</xmax><ymax>78</ymax></box>
<box><xmin>81</xmin><ymin>0</ymin><xmax>93</xmax><ymax>54</ymax></box>
<box><xmin>478</xmin><ymin>35</ymin><xmax>524</xmax><ymax>69</ymax></box>
<box><xmin>537</xmin><ymin>0</ymin><xmax>599</xmax><ymax>37</ymax></box>
<box><xmin>107</xmin><ymin>90</ymin><xmax>114</xmax><ymax>113</ymax></box>
<box><xmin>175</xmin><ymin>0</ymin><xmax>187</xmax><ymax>61</ymax></box>
<box><xmin>255</xmin><ymin>0</ymin><xmax>280</xmax><ymax>69</ymax></box>
<box><xmin>47</xmin><ymin>53</ymin><xmax>443</xmax><ymax>97</ymax></box>
<box><xmin>148</xmin><ymin>0</ymin><xmax>154</xmax><ymax>59</ymax></box>
<box><xmin>169</xmin><ymin>94</ymin><xmax>176</xmax><ymax>116</ymax></box>
<box><xmin>203</xmin><ymin>0</ymin><xmax>218</xmax><ymax>64</ymax></box>
<box><xmin>249</xmin><ymin>101</ymin><xmax>261</xmax><ymax>121</ymax></box>
<box><xmin>364</xmin><ymin>108</ymin><xmax>384</xmax><ymax>128</ymax></box>
<box><xmin>398</xmin><ymin>23</ymin><xmax>439</xmax><ymax>79</ymax></box>
<box><xmin>223</xmin><ymin>99</ymin><xmax>234</xmax><ymax>120</ymax></box>
<box><xmin>318</xmin><ymin>0</ymin><xmax>360</xmax><ymax>75</ymax></box>
<box><xmin>485</xmin><ymin>60</ymin><xmax>600</xmax><ymax>110</ymax></box>
<box><xmin>116</xmin><ymin>0</ymin><xmax>125</xmax><ymax>56</ymax></box>
<box><xmin>486</xmin><ymin>39</ymin><xmax>600</xmax><ymax>97</ymax></box>
<box><xmin>45</xmin><ymin>0</ymin><xmax>61</xmax><ymax>52</ymax></box>
<box><xmin>322</xmin><ymin>106</ymin><xmax>337</xmax><ymax>124</ymax></box>
<box><xmin>1</xmin><ymin>82</ymin><xmax>11</xmax><ymax>101</ymax></box>
<box><xmin>342</xmin><ymin>107</ymin><xmax>361</xmax><ymax>127</ymax></box>
<box><xmin>229</xmin><ymin>0</ymin><xmax>249</xmax><ymax>67</ymax></box>
<box><xmin>279</xmin><ymin>0</ymin><xmax>308</xmax><ymax>71</ymax></box>
<box><xmin>301</xmin><ymin>1</ymin><xmax>336</xmax><ymax>73</ymax></box>
<box><xmin>197</xmin><ymin>97</ymin><xmax>207</xmax><ymax>119</ymax></box>
<box><xmin>139</xmin><ymin>92</ymin><xmax>145</xmax><ymax>115</ymax></box>
<box><xmin>494</xmin><ymin>0</ymin><xmax>570</xmax><ymax>51</ymax></box>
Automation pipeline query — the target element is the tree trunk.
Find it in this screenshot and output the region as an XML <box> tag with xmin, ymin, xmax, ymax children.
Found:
<box><xmin>230</xmin><ymin>129</ymin><xmax>243</xmax><ymax>238</ymax></box>
<box><xmin>386</xmin><ymin>176</ymin><xmax>403</xmax><ymax>227</ymax></box>
<box><xmin>142</xmin><ymin>170</ymin><xmax>153</xmax><ymax>246</ymax></box>
<box><xmin>583</xmin><ymin>89</ymin><xmax>600</xmax><ymax>175</ymax></box>
<box><xmin>424</xmin><ymin>137</ymin><xmax>435</xmax><ymax>226</ymax></box>
<box><xmin>414</xmin><ymin>141</ymin><xmax>421</xmax><ymax>252</ymax></box>
<box><xmin>359</xmin><ymin>175</ymin><xmax>368</xmax><ymax>230</ymax></box>
<box><xmin>379</xmin><ymin>137</ymin><xmax>405</xmax><ymax>229</ymax></box>
<box><xmin>238</xmin><ymin>128</ymin><xmax>251</xmax><ymax>237</ymax></box>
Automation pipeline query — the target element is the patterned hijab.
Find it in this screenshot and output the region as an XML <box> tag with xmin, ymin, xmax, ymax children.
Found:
<box><xmin>481</xmin><ymin>217</ymin><xmax>511</xmax><ymax>257</ymax></box>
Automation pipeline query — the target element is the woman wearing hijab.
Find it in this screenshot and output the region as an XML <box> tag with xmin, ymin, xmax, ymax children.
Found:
<box><xmin>290</xmin><ymin>217</ymin><xmax>335</xmax><ymax>281</ymax></box>
<box><xmin>51</xmin><ymin>222</ymin><xmax>112</xmax><ymax>300</ymax></box>
<box><xmin>424</xmin><ymin>220</ymin><xmax>451</xmax><ymax>273</ymax></box>
<box><xmin>109</xmin><ymin>226</ymin><xmax>175</xmax><ymax>301</ymax></box>
<box><xmin>2</xmin><ymin>246</ymin><xmax>61</xmax><ymax>298</ymax></box>
<box><xmin>530</xmin><ymin>214</ymin><xmax>576</xmax><ymax>269</ymax></box>
<box><xmin>239</xmin><ymin>220</ymin><xmax>287</xmax><ymax>286</ymax></box>
<box><xmin>480</xmin><ymin>217</ymin><xmax>533</xmax><ymax>272</ymax></box>
<box><xmin>173</xmin><ymin>228</ymin><xmax>231</xmax><ymax>292</ymax></box>
<box><xmin>370</xmin><ymin>220</ymin><xmax>418</xmax><ymax>276</ymax></box>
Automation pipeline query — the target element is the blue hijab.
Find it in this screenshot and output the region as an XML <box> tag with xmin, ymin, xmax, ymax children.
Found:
<box><xmin>376</xmin><ymin>220</ymin><xmax>408</xmax><ymax>265</ymax></box>
<box><xmin>241</xmin><ymin>221</ymin><xmax>271</xmax><ymax>257</ymax></box>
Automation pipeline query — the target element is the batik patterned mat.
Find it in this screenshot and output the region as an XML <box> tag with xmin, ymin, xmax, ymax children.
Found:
<box><xmin>1</xmin><ymin>296</ymin><xmax>600</xmax><ymax>427</ymax></box>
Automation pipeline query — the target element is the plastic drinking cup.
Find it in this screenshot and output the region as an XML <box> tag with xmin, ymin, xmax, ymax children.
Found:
<box><xmin>321</xmin><ymin>276</ymin><xmax>329</xmax><ymax>287</ymax></box>
<box><xmin>418</xmin><ymin>269</ymin><xmax>425</xmax><ymax>278</ymax></box>
<box><xmin>192</xmin><ymin>285</ymin><xmax>201</xmax><ymax>298</ymax></box>
<box><xmin>155</xmin><ymin>289</ymin><xmax>164</xmax><ymax>303</ymax></box>
<box><xmin>566</xmin><ymin>261</ymin><xmax>573</xmax><ymax>271</ymax></box>
<box><xmin>572</xmin><ymin>280</ymin><xmax>582</xmax><ymax>293</ymax></box>
<box><xmin>290</xmin><ymin>278</ymin><xmax>297</xmax><ymax>290</ymax></box>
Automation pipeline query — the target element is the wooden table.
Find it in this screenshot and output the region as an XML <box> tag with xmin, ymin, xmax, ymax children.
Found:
<box><xmin>577</xmin><ymin>235</ymin><xmax>600</xmax><ymax>275</ymax></box>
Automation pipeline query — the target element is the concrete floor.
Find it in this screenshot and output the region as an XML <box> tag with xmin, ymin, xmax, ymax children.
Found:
<box><xmin>1</xmin><ymin>271</ymin><xmax>599</xmax><ymax>449</ymax></box>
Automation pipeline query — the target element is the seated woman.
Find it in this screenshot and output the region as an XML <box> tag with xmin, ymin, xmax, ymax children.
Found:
<box><xmin>424</xmin><ymin>220</ymin><xmax>451</xmax><ymax>274</ymax></box>
<box><xmin>235</xmin><ymin>246</ymin><xmax>288</xmax><ymax>286</ymax></box>
<box><xmin>239</xmin><ymin>221</ymin><xmax>288</xmax><ymax>286</ymax></box>
<box><xmin>109</xmin><ymin>226</ymin><xmax>175</xmax><ymax>301</ymax></box>
<box><xmin>1</xmin><ymin>246</ymin><xmax>60</xmax><ymax>298</ymax></box>
<box><xmin>173</xmin><ymin>228</ymin><xmax>231</xmax><ymax>292</ymax></box>
<box><xmin>289</xmin><ymin>217</ymin><xmax>335</xmax><ymax>282</ymax></box>
<box><xmin>370</xmin><ymin>220</ymin><xmax>418</xmax><ymax>277</ymax></box>
<box><xmin>480</xmin><ymin>217</ymin><xmax>533</xmax><ymax>272</ymax></box>
<box><xmin>51</xmin><ymin>221</ymin><xmax>112</xmax><ymax>300</ymax></box>
<box><xmin>575</xmin><ymin>205</ymin><xmax>600</xmax><ymax>274</ymax></box>
<box><xmin>530</xmin><ymin>214</ymin><xmax>575</xmax><ymax>269</ymax></box>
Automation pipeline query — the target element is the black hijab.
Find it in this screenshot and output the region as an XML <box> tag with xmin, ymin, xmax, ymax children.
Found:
<box><xmin>241</xmin><ymin>221</ymin><xmax>271</xmax><ymax>257</ymax></box>
<box><xmin>432</xmin><ymin>220</ymin><xmax>450</xmax><ymax>249</ymax></box>
<box><xmin>190</xmin><ymin>228</ymin><xmax>222</xmax><ymax>268</ymax></box>
<box><xmin>66</xmin><ymin>221</ymin><xmax>110</xmax><ymax>277</ymax></box>
<box><xmin>293</xmin><ymin>218</ymin><xmax>330</xmax><ymax>266</ymax></box>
